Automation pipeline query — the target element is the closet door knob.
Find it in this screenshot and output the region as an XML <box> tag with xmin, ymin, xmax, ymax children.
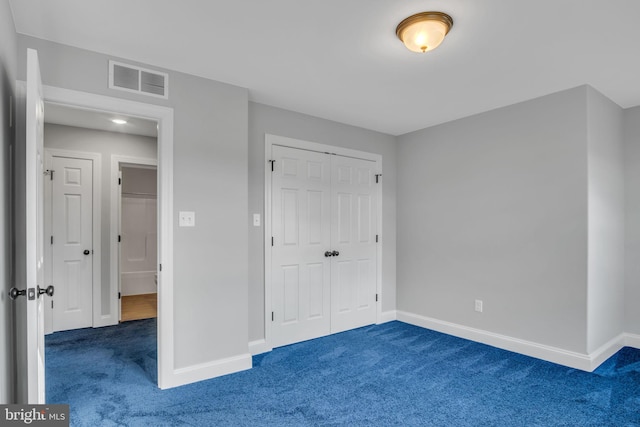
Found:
<box><xmin>331</xmin><ymin>251</ymin><xmax>339</xmax><ymax>257</ymax></box>
<box><xmin>83</xmin><ymin>250</ymin><xmax>91</xmax><ymax>255</ymax></box>
<box><xmin>324</xmin><ymin>251</ymin><xmax>333</xmax><ymax>257</ymax></box>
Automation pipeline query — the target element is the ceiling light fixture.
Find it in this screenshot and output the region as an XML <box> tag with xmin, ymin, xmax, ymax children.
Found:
<box><xmin>111</xmin><ymin>119</ymin><xmax>127</xmax><ymax>125</ymax></box>
<box><xmin>396</xmin><ymin>11</ymin><xmax>453</xmax><ymax>53</ymax></box>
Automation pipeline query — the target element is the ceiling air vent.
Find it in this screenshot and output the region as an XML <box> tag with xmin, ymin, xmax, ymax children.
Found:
<box><xmin>109</xmin><ymin>61</ymin><xmax>169</xmax><ymax>99</ymax></box>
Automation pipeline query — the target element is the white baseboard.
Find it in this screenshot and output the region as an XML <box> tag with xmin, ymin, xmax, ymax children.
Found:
<box><xmin>624</xmin><ymin>333</ymin><xmax>640</xmax><ymax>349</ymax></box>
<box><xmin>248</xmin><ymin>339</ymin><xmax>272</xmax><ymax>356</ymax></box>
<box><xmin>396</xmin><ymin>310</ymin><xmax>626</xmax><ymax>372</ymax></box>
<box><xmin>378</xmin><ymin>310</ymin><xmax>397</xmax><ymax>324</ymax></box>
<box><xmin>93</xmin><ymin>314</ymin><xmax>118</xmax><ymax>328</ymax></box>
<box><xmin>167</xmin><ymin>353</ymin><xmax>252</xmax><ymax>389</ymax></box>
<box><xmin>588</xmin><ymin>334</ymin><xmax>625</xmax><ymax>371</ymax></box>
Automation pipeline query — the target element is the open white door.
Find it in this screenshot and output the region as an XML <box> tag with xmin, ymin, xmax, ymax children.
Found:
<box><xmin>12</xmin><ymin>48</ymin><xmax>48</xmax><ymax>403</ymax></box>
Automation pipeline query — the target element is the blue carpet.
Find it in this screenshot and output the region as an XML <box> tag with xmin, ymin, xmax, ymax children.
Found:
<box><xmin>46</xmin><ymin>320</ymin><xmax>640</xmax><ymax>426</ymax></box>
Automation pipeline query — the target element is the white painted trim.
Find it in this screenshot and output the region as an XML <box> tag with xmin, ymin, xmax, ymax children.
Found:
<box><xmin>263</xmin><ymin>139</ymin><xmax>273</xmax><ymax>349</ymax></box>
<box><xmin>168</xmin><ymin>354</ymin><xmax>252</xmax><ymax>389</ymax></box>
<box><xmin>248</xmin><ymin>339</ymin><xmax>272</xmax><ymax>356</ymax></box>
<box><xmin>42</xmin><ymin>85</ymin><xmax>175</xmax><ymax>390</ymax></box>
<box><xmin>397</xmin><ymin>310</ymin><xmax>607</xmax><ymax>372</ymax></box>
<box><xmin>43</xmin><ymin>149</ymin><xmax>103</xmax><ymax>330</ymax></box>
<box><xmin>110</xmin><ymin>155</ymin><xmax>157</xmax><ymax>325</ymax></box>
<box><xmin>43</xmin><ymin>152</ymin><xmax>53</xmax><ymax>335</ymax></box>
<box><xmin>588</xmin><ymin>333</ymin><xmax>625</xmax><ymax>371</ymax></box>
<box><xmin>378</xmin><ymin>310</ymin><xmax>397</xmax><ymax>324</ymax></box>
<box><xmin>268</xmin><ymin>134</ymin><xmax>380</xmax><ymax>162</ymax></box>
<box><xmin>624</xmin><ymin>333</ymin><xmax>640</xmax><ymax>349</ymax></box>
<box><xmin>264</xmin><ymin>134</ymin><xmax>383</xmax><ymax>351</ymax></box>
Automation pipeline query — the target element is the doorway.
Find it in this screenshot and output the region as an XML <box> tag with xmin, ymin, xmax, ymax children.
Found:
<box><xmin>40</xmin><ymin>84</ymin><xmax>175</xmax><ymax>389</ymax></box>
<box><xmin>118</xmin><ymin>164</ymin><xmax>158</xmax><ymax>322</ymax></box>
<box><xmin>42</xmin><ymin>102</ymin><xmax>158</xmax><ymax>335</ymax></box>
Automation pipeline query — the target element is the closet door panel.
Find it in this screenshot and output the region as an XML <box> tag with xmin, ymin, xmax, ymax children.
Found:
<box><xmin>271</xmin><ymin>146</ymin><xmax>331</xmax><ymax>347</ymax></box>
<box><xmin>330</xmin><ymin>156</ymin><xmax>377</xmax><ymax>333</ymax></box>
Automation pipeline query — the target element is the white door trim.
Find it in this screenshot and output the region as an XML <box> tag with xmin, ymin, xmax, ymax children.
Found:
<box><xmin>43</xmin><ymin>149</ymin><xmax>102</xmax><ymax>333</ymax></box>
<box><xmin>42</xmin><ymin>85</ymin><xmax>175</xmax><ymax>390</ymax></box>
<box><xmin>264</xmin><ymin>134</ymin><xmax>383</xmax><ymax>351</ymax></box>
<box><xmin>110</xmin><ymin>156</ymin><xmax>157</xmax><ymax>323</ymax></box>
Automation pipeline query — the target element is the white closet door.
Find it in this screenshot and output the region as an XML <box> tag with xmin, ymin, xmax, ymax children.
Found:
<box><xmin>271</xmin><ymin>145</ymin><xmax>332</xmax><ymax>347</ymax></box>
<box><xmin>330</xmin><ymin>155</ymin><xmax>378</xmax><ymax>333</ymax></box>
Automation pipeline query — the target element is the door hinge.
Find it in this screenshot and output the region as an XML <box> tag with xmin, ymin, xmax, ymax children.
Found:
<box><xmin>376</xmin><ymin>235</ymin><xmax>379</xmax><ymax>243</ymax></box>
<box><xmin>268</xmin><ymin>159</ymin><xmax>275</xmax><ymax>172</ymax></box>
<box><xmin>376</xmin><ymin>293</ymin><xmax>379</xmax><ymax>302</ymax></box>
<box><xmin>50</xmin><ymin>235</ymin><xmax>54</xmax><ymax>245</ymax></box>
<box><xmin>159</xmin><ymin>264</ymin><xmax>162</xmax><ymax>272</ymax></box>
<box><xmin>272</xmin><ymin>311</ymin><xmax>274</xmax><ymax>321</ymax></box>
<box><xmin>118</xmin><ymin>292</ymin><xmax>121</xmax><ymax>299</ymax></box>
<box><xmin>118</xmin><ymin>235</ymin><xmax>121</xmax><ymax>243</ymax></box>
<box><xmin>375</xmin><ymin>174</ymin><xmax>382</xmax><ymax>183</ymax></box>
<box><xmin>271</xmin><ymin>236</ymin><xmax>274</xmax><ymax>246</ymax></box>
<box><xmin>118</xmin><ymin>178</ymin><xmax>121</xmax><ymax>185</ymax></box>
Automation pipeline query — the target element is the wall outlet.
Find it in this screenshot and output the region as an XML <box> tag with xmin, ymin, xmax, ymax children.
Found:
<box><xmin>475</xmin><ymin>299</ymin><xmax>483</xmax><ymax>313</ymax></box>
<box><xmin>253</xmin><ymin>213</ymin><xmax>261</xmax><ymax>227</ymax></box>
<box><xmin>179</xmin><ymin>211</ymin><xmax>195</xmax><ymax>227</ymax></box>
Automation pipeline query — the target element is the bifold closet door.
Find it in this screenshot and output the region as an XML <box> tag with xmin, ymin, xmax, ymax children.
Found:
<box><xmin>271</xmin><ymin>145</ymin><xmax>332</xmax><ymax>348</ymax></box>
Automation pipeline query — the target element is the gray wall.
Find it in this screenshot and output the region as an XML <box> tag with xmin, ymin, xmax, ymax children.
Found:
<box><xmin>624</xmin><ymin>106</ymin><xmax>640</xmax><ymax>335</ymax></box>
<box><xmin>0</xmin><ymin>0</ymin><xmax>16</xmax><ymax>404</ymax></box>
<box><xmin>19</xmin><ymin>36</ymin><xmax>249</xmax><ymax>370</ymax></box>
<box><xmin>43</xmin><ymin>124</ymin><xmax>157</xmax><ymax>315</ymax></box>
<box><xmin>586</xmin><ymin>87</ymin><xmax>625</xmax><ymax>353</ymax></box>
<box><xmin>397</xmin><ymin>87</ymin><xmax>590</xmax><ymax>353</ymax></box>
<box><xmin>248</xmin><ymin>102</ymin><xmax>397</xmax><ymax>343</ymax></box>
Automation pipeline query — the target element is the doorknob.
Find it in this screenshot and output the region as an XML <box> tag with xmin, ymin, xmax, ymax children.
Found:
<box><xmin>38</xmin><ymin>285</ymin><xmax>54</xmax><ymax>298</ymax></box>
<box><xmin>83</xmin><ymin>250</ymin><xmax>91</xmax><ymax>255</ymax></box>
<box><xmin>324</xmin><ymin>251</ymin><xmax>333</xmax><ymax>257</ymax></box>
<box><xmin>8</xmin><ymin>288</ymin><xmax>26</xmax><ymax>300</ymax></box>
<box><xmin>331</xmin><ymin>250</ymin><xmax>340</xmax><ymax>257</ymax></box>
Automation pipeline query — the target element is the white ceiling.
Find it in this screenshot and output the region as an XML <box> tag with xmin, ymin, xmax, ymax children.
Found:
<box><xmin>45</xmin><ymin>103</ymin><xmax>158</xmax><ymax>138</ymax></box>
<box><xmin>10</xmin><ymin>0</ymin><xmax>640</xmax><ymax>136</ymax></box>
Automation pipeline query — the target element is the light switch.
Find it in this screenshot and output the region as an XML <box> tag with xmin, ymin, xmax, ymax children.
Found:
<box><xmin>179</xmin><ymin>211</ymin><xmax>195</xmax><ymax>227</ymax></box>
<box><xmin>253</xmin><ymin>213</ymin><xmax>261</xmax><ymax>227</ymax></box>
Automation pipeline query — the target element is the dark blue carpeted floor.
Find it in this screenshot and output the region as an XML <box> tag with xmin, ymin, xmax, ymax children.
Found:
<box><xmin>46</xmin><ymin>320</ymin><xmax>640</xmax><ymax>426</ymax></box>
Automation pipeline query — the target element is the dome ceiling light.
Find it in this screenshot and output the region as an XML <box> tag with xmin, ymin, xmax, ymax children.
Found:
<box><xmin>396</xmin><ymin>11</ymin><xmax>454</xmax><ymax>53</ymax></box>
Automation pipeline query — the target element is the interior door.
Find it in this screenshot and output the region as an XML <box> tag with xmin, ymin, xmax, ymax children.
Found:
<box><xmin>51</xmin><ymin>155</ymin><xmax>93</xmax><ymax>331</ymax></box>
<box><xmin>14</xmin><ymin>48</ymin><xmax>47</xmax><ymax>403</ymax></box>
<box><xmin>330</xmin><ymin>155</ymin><xmax>378</xmax><ymax>333</ymax></box>
<box><xmin>270</xmin><ymin>145</ymin><xmax>331</xmax><ymax>347</ymax></box>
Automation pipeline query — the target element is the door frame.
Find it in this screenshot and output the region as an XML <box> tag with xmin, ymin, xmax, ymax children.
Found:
<box><xmin>42</xmin><ymin>85</ymin><xmax>175</xmax><ymax>389</ymax></box>
<box><xmin>43</xmin><ymin>149</ymin><xmax>102</xmax><ymax>334</ymax></box>
<box><xmin>263</xmin><ymin>134</ymin><xmax>383</xmax><ymax>353</ymax></box>
<box><xmin>111</xmin><ymin>157</ymin><xmax>158</xmax><ymax>322</ymax></box>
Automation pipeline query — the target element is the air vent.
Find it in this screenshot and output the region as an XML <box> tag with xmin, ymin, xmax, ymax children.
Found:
<box><xmin>109</xmin><ymin>61</ymin><xmax>169</xmax><ymax>99</ymax></box>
